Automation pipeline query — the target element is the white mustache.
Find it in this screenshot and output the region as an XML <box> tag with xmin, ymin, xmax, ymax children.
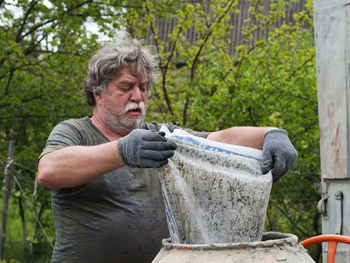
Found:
<box><xmin>123</xmin><ymin>102</ymin><xmax>145</xmax><ymax>114</ymax></box>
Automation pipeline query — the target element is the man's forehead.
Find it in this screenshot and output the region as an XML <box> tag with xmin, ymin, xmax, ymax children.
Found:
<box><xmin>117</xmin><ymin>67</ymin><xmax>148</xmax><ymax>83</ymax></box>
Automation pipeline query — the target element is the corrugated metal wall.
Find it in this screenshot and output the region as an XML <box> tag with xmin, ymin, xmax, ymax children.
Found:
<box><xmin>155</xmin><ymin>0</ymin><xmax>308</xmax><ymax>55</ymax></box>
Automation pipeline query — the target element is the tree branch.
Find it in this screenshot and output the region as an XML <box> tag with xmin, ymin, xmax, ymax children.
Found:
<box><xmin>145</xmin><ymin>1</ymin><xmax>174</xmax><ymax>116</ymax></box>
<box><xmin>288</xmin><ymin>171</ymin><xmax>320</xmax><ymax>177</ymax></box>
<box><xmin>285</xmin><ymin>54</ymin><xmax>314</xmax><ymax>81</ymax></box>
<box><xmin>18</xmin><ymin>0</ymin><xmax>94</xmax><ymax>42</ymax></box>
<box><xmin>0</xmin><ymin>95</ymin><xmax>42</xmax><ymax>108</ymax></box>
<box><xmin>0</xmin><ymin>1</ymin><xmax>94</xmax><ymax>70</ymax></box>
<box><xmin>183</xmin><ymin>0</ymin><xmax>236</xmax><ymax>125</ymax></box>
<box><xmin>273</xmin><ymin>201</ymin><xmax>309</xmax><ymax>237</ymax></box>
<box><xmin>0</xmin><ymin>56</ymin><xmax>48</xmax><ymax>82</ymax></box>
<box><xmin>16</xmin><ymin>0</ymin><xmax>39</xmax><ymax>42</ymax></box>
<box><xmin>159</xmin><ymin>25</ymin><xmax>184</xmax><ymax>117</ymax></box>
<box><xmin>36</xmin><ymin>49</ymin><xmax>85</xmax><ymax>56</ymax></box>
<box><xmin>290</xmin><ymin>119</ymin><xmax>319</xmax><ymax>141</ymax></box>
<box><xmin>17</xmin><ymin>193</ymin><xmax>29</xmax><ymax>249</ymax></box>
<box><xmin>0</xmin><ymin>114</ymin><xmax>85</xmax><ymax>120</ymax></box>
<box><xmin>164</xmin><ymin>28</ymin><xmax>183</xmax><ymax>69</ymax></box>
<box><xmin>4</xmin><ymin>69</ymin><xmax>14</xmax><ymax>95</ymax></box>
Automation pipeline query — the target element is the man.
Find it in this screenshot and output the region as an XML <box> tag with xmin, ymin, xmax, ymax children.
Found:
<box><xmin>38</xmin><ymin>36</ymin><xmax>297</xmax><ymax>263</ymax></box>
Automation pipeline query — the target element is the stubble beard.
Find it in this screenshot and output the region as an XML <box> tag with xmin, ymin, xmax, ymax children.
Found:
<box><xmin>101</xmin><ymin>101</ymin><xmax>146</xmax><ymax>136</ymax></box>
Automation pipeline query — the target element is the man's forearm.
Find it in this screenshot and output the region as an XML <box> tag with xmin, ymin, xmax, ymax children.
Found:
<box><xmin>207</xmin><ymin>127</ymin><xmax>277</xmax><ymax>149</ymax></box>
<box><xmin>38</xmin><ymin>141</ymin><xmax>125</xmax><ymax>189</ymax></box>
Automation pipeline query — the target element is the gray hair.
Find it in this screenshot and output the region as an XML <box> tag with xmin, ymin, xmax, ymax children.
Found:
<box><xmin>83</xmin><ymin>36</ymin><xmax>160</xmax><ymax>106</ymax></box>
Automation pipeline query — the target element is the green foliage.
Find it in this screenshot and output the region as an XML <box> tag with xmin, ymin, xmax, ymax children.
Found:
<box><xmin>0</xmin><ymin>0</ymin><xmax>321</xmax><ymax>261</ymax></box>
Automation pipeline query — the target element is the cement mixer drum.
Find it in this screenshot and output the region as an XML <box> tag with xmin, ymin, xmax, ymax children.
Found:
<box><xmin>152</xmin><ymin>232</ymin><xmax>315</xmax><ymax>263</ymax></box>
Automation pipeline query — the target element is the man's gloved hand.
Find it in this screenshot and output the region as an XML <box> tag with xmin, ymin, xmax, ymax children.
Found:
<box><xmin>118</xmin><ymin>129</ymin><xmax>177</xmax><ymax>168</ymax></box>
<box><xmin>261</xmin><ymin>129</ymin><xmax>298</xmax><ymax>182</ymax></box>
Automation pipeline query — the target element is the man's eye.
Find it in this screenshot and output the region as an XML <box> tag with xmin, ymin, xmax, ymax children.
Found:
<box><xmin>119</xmin><ymin>86</ymin><xmax>132</xmax><ymax>91</ymax></box>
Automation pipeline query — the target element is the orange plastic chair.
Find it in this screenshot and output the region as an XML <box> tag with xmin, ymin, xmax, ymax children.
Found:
<box><xmin>301</xmin><ymin>235</ymin><xmax>350</xmax><ymax>263</ymax></box>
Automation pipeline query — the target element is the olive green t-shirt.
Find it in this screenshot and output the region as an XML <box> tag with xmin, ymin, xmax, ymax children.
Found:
<box><xmin>40</xmin><ymin>117</ymin><xmax>209</xmax><ymax>263</ymax></box>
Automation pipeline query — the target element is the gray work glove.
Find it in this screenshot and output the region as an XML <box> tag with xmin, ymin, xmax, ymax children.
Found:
<box><xmin>118</xmin><ymin>129</ymin><xmax>177</xmax><ymax>168</ymax></box>
<box><xmin>261</xmin><ymin>129</ymin><xmax>298</xmax><ymax>182</ymax></box>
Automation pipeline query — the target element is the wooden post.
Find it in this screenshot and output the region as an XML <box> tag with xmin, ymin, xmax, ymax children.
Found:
<box><xmin>314</xmin><ymin>0</ymin><xmax>350</xmax><ymax>261</ymax></box>
<box><xmin>0</xmin><ymin>140</ymin><xmax>15</xmax><ymax>260</ymax></box>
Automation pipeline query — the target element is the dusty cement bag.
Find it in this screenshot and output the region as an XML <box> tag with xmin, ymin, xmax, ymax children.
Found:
<box><xmin>159</xmin><ymin>126</ymin><xmax>273</xmax><ymax>244</ymax></box>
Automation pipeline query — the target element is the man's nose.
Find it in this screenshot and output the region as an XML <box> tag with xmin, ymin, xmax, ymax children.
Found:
<box><xmin>130</xmin><ymin>87</ymin><xmax>143</xmax><ymax>102</ymax></box>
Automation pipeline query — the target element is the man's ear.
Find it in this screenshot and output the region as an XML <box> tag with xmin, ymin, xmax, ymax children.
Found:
<box><xmin>94</xmin><ymin>90</ymin><xmax>102</xmax><ymax>105</ymax></box>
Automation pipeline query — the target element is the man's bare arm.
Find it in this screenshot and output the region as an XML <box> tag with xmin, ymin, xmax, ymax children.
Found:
<box><xmin>207</xmin><ymin>127</ymin><xmax>277</xmax><ymax>149</ymax></box>
<box><xmin>38</xmin><ymin>129</ymin><xmax>177</xmax><ymax>189</ymax></box>
<box><xmin>38</xmin><ymin>141</ymin><xmax>124</xmax><ymax>189</ymax></box>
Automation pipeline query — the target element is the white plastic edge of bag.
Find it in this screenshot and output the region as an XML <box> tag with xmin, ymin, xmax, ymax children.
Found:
<box><xmin>160</xmin><ymin>125</ymin><xmax>263</xmax><ymax>161</ymax></box>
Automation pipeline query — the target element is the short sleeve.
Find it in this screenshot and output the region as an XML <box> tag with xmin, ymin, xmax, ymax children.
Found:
<box><xmin>39</xmin><ymin>120</ymin><xmax>85</xmax><ymax>159</ymax></box>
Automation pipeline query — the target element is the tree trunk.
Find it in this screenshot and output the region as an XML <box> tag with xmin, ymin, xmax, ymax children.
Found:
<box><xmin>30</xmin><ymin>203</ymin><xmax>45</xmax><ymax>263</ymax></box>
<box><xmin>0</xmin><ymin>140</ymin><xmax>15</xmax><ymax>260</ymax></box>
<box><xmin>17</xmin><ymin>194</ymin><xmax>29</xmax><ymax>250</ymax></box>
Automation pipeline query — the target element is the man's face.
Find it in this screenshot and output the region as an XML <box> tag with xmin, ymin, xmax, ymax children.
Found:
<box><xmin>95</xmin><ymin>67</ymin><xmax>148</xmax><ymax>135</ymax></box>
